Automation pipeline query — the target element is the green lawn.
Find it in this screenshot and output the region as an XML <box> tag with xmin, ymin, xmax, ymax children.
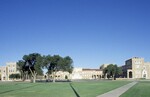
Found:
<box><xmin>71</xmin><ymin>81</ymin><xmax>130</xmax><ymax>97</ymax></box>
<box><xmin>120</xmin><ymin>81</ymin><xmax>150</xmax><ymax>97</ymax></box>
<box><xmin>0</xmin><ymin>81</ymin><xmax>130</xmax><ymax>97</ymax></box>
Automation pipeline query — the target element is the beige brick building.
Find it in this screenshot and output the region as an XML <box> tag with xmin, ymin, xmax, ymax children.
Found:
<box><xmin>71</xmin><ymin>68</ymin><xmax>103</xmax><ymax>79</ymax></box>
<box><xmin>47</xmin><ymin>68</ymin><xmax>103</xmax><ymax>80</ymax></box>
<box><xmin>47</xmin><ymin>71</ymin><xmax>71</xmax><ymax>80</ymax></box>
<box><xmin>0</xmin><ymin>66</ymin><xmax>7</xmax><ymax>81</ymax></box>
<box><xmin>122</xmin><ymin>57</ymin><xmax>150</xmax><ymax>79</ymax></box>
<box><xmin>0</xmin><ymin>62</ymin><xmax>19</xmax><ymax>81</ymax></box>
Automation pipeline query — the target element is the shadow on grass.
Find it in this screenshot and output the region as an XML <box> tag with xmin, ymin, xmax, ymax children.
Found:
<box><xmin>0</xmin><ymin>84</ymin><xmax>40</xmax><ymax>95</ymax></box>
<box><xmin>69</xmin><ymin>83</ymin><xmax>80</xmax><ymax>97</ymax></box>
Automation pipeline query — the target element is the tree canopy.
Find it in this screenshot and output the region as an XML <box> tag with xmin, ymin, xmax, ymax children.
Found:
<box><xmin>17</xmin><ymin>53</ymin><xmax>73</xmax><ymax>83</ymax></box>
<box><xmin>103</xmin><ymin>64</ymin><xmax>122</xmax><ymax>80</ymax></box>
<box><xmin>17</xmin><ymin>53</ymin><xmax>43</xmax><ymax>83</ymax></box>
<box><xmin>43</xmin><ymin>55</ymin><xmax>73</xmax><ymax>82</ymax></box>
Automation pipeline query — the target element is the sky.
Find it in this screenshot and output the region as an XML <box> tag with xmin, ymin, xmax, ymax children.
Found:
<box><xmin>0</xmin><ymin>0</ymin><xmax>150</xmax><ymax>68</ymax></box>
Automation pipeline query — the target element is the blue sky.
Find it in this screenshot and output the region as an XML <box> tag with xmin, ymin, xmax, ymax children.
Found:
<box><xmin>0</xmin><ymin>0</ymin><xmax>150</xmax><ymax>68</ymax></box>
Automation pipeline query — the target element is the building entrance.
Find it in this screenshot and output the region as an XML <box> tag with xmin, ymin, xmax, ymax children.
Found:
<box><xmin>129</xmin><ymin>71</ymin><xmax>132</xmax><ymax>78</ymax></box>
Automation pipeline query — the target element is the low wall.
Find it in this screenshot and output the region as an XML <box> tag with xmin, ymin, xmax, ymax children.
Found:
<box><xmin>116</xmin><ymin>78</ymin><xmax>129</xmax><ymax>80</ymax></box>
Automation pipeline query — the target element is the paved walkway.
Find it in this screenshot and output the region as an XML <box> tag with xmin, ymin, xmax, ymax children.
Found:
<box><xmin>96</xmin><ymin>81</ymin><xmax>138</xmax><ymax>97</ymax></box>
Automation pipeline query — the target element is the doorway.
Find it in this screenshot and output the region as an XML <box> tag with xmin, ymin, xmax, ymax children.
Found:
<box><xmin>129</xmin><ymin>71</ymin><xmax>132</xmax><ymax>78</ymax></box>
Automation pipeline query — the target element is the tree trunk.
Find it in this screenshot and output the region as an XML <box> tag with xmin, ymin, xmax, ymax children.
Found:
<box><xmin>114</xmin><ymin>74</ymin><xmax>116</xmax><ymax>80</ymax></box>
<box><xmin>29</xmin><ymin>68</ymin><xmax>37</xmax><ymax>83</ymax></box>
<box><xmin>32</xmin><ymin>71</ymin><xmax>36</xmax><ymax>83</ymax></box>
<box><xmin>33</xmin><ymin>76</ymin><xmax>36</xmax><ymax>83</ymax></box>
<box><xmin>53</xmin><ymin>71</ymin><xmax>56</xmax><ymax>83</ymax></box>
<box><xmin>22</xmin><ymin>73</ymin><xmax>25</xmax><ymax>81</ymax></box>
<box><xmin>113</xmin><ymin>74</ymin><xmax>115</xmax><ymax>80</ymax></box>
<box><xmin>47</xmin><ymin>73</ymin><xmax>49</xmax><ymax>80</ymax></box>
<box><xmin>21</xmin><ymin>71</ymin><xmax>24</xmax><ymax>81</ymax></box>
<box><xmin>105</xmin><ymin>73</ymin><xmax>107</xmax><ymax>79</ymax></box>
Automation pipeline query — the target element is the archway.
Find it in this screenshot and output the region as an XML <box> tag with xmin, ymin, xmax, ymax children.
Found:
<box><xmin>92</xmin><ymin>75</ymin><xmax>96</xmax><ymax>79</ymax></box>
<box><xmin>3</xmin><ymin>77</ymin><xmax>6</xmax><ymax>80</ymax></box>
<box><xmin>129</xmin><ymin>71</ymin><xmax>132</xmax><ymax>78</ymax></box>
<box><xmin>142</xmin><ymin>69</ymin><xmax>147</xmax><ymax>79</ymax></box>
<box><xmin>143</xmin><ymin>74</ymin><xmax>146</xmax><ymax>78</ymax></box>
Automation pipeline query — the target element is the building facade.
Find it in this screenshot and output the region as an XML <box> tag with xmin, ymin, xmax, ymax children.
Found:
<box><xmin>71</xmin><ymin>68</ymin><xmax>103</xmax><ymax>79</ymax></box>
<box><xmin>47</xmin><ymin>71</ymin><xmax>71</xmax><ymax>80</ymax></box>
<box><xmin>0</xmin><ymin>62</ymin><xmax>19</xmax><ymax>81</ymax></box>
<box><xmin>122</xmin><ymin>57</ymin><xmax>150</xmax><ymax>79</ymax></box>
<box><xmin>47</xmin><ymin>68</ymin><xmax>103</xmax><ymax>80</ymax></box>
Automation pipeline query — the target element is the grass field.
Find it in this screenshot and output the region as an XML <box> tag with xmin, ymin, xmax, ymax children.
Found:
<box><xmin>0</xmin><ymin>81</ymin><xmax>130</xmax><ymax>97</ymax></box>
<box><xmin>120</xmin><ymin>81</ymin><xmax>150</xmax><ymax>97</ymax></box>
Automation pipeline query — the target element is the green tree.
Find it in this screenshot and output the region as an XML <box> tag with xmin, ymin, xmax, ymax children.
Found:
<box><xmin>15</xmin><ymin>74</ymin><xmax>21</xmax><ymax>79</ymax></box>
<box><xmin>17</xmin><ymin>60</ymin><xmax>25</xmax><ymax>80</ymax></box>
<box><xmin>63</xmin><ymin>56</ymin><xmax>73</xmax><ymax>73</ymax></box>
<box><xmin>103</xmin><ymin>68</ymin><xmax>108</xmax><ymax>79</ymax></box>
<box><xmin>116</xmin><ymin>67</ymin><xmax>123</xmax><ymax>77</ymax></box>
<box><xmin>17</xmin><ymin>53</ymin><xmax>43</xmax><ymax>83</ymax></box>
<box><xmin>9</xmin><ymin>74</ymin><xmax>15</xmax><ymax>80</ymax></box>
<box><xmin>43</xmin><ymin>55</ymin><xmax>73</xmax><ymax>82</ymax></box>
<box><xmin>42</xmin><ymin>55</ymin><xmax>52</xmax><ymax>80</ymax></box>
<box><xmin>103</xmin><ymin>64</ymin><xmax>122</xmax><ymax>80</ymax></box>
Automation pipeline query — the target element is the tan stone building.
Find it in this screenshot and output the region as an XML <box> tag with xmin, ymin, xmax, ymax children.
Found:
<box><xmin>47</xmin><ymin>71</ymin><xmax>71</xmax><ymax>80</ymax></box>
<box><xmin>122</xmin><ymin>57</ymin><xmax>150</xmax><ymax>79</ymax></box>
<box><xmin>47</xmin><ymin>68</ymin><xmax>103</xmax><ymax>80</ymax></box>
<box><xmin>71</xmin><ymin>68</ymin><xmax>103</xmax><ymax>79</ymax></box>
<box><xmin>0</xmin><ymin>66</ymin><xmax>7</xmax><ymax>81</ymax></box>
<box><xmin>0</xmin><ymin>62</ymin><xmax>19</xmax><ymax>81</ymax></box>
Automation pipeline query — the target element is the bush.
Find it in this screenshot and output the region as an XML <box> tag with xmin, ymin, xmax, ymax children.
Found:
<box><xmin>9</xmin><ymin>74</ymin><xmax>21</xmax><ymax>79</ymax></box>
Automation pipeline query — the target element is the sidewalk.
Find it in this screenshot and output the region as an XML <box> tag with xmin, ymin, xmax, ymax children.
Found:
<box><xmin>96</xmin><ymin>81</ymin><xmax>137</xmax><ymax>97</ymax></box>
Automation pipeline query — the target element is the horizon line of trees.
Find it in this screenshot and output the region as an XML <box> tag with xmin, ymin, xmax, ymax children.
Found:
<box><xmin>17</xmin><ymin>53</ymin><xmax>73</xmax><ymax>83</ymax></box>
